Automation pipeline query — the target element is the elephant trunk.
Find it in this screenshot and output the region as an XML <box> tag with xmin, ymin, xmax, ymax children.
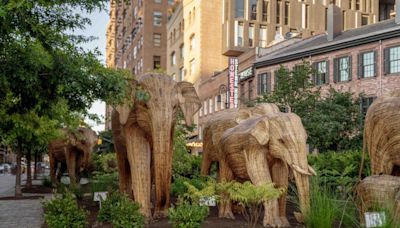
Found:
<box><xmin>293</xmin><ymin>170</ymin><xmax>311</xmax><ymax>221</ymax></box>
<box><xmin>152</xmin><ymin>124</ymin><xmax>174</xmax><ymax>217</ymax></box>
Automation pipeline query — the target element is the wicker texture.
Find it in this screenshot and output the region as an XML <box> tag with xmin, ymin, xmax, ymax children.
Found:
<box><xmin>48</xmin><ymin>127</ymin><xmax>98</xmax><ymax>185</ymax></box>
<box><xmin>201</xmin><ymin>105</ymin><xmax>315</xmax><ymax>227</ymax></box>
<box><xmin>357</xmin><ymin>175</ymin><xmax>400</xmax><ymax>223</ymax></box>
<box><xmin>112</xmin><ymin>73</ymin><xmax>201</xmax><ymax>219</ymax></box>
<box><xmin>363</xmin><ymin>92</ymin><xmax>400</xmax><ymax>175</ymax></box>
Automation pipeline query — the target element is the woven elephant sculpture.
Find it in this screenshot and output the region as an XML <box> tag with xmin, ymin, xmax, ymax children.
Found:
<box><xmin>201</xmin><ymin>105</ymin><xmax>315</xmax><ymax>227</ymax></box>
<box><xmin>357</xmin><ymin>175</ymin><xmax>400</xmax><ymax>224</ymax></box>
<box><xmin>361</xmin><ymin>91</ymin><xmax>400</xmax><ymax>177</ymax></box>
<box><xmin>48</xmin><ymin>127</ymin><xmax>98</xmax><ymax>186</ymax></box>
<box><xmin>112</xmin><ymin>73</ymin><xmax>201</xmax><ymax>219</ymax></box>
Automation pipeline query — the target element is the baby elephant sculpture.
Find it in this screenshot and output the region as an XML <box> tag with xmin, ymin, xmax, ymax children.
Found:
<box><xmin>112</xmin><ymin>73</ymin><xmax>201</xmax><ymax>219</ymax></box>
<box><xmin>48</xmin><ymin>127</ymin><xmax>98</xmax><ymax>185</ymax></box>
<box><xmin>202</xmin><ymin>105</ymin><xmax>315</xmax><ymax>227</ymax></box>
<box><xmin>357</xmin><ymin>175</ymin><xmax>400</xmax><ymax>224</ymax></box>
<box><xmin>361</xmin><ymin>91</ymin><xmax>400</xmax><ymax>176</ymax></box>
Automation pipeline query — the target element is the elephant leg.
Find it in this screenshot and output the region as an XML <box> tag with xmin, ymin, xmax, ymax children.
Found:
<box><xmin>271</xmin><ymin>159</ymin><xmax>290</xmax><ymax>227</ymax></box>
<box><xmin>244</xmin><ymin>146</ymin><xmax>283</xmax><ymax>227</ymax></box>
<box><xmin>66</xmin><ymin>151</ymin><xmax>77</xmax><ymax>186</ymax></box>
<box><xmin>49</xmin><ymin>155</ymin><xmax>57</xmax><ymax>185</ymax></box>
<box><xmin>56</xmin><ymin>162</ymin><xmax>63</xmax><ymax>182</ymax></box>
<box><xmin>116</xmin><ymin>148</ymin><xmax>131</xmax><ymax>196</ymax></box>
<box><xmin>218</xmin><ymin>159</ymin><xmax>235</xmax><ymax>219</ymax></box>
<box><xmin>75</xmin><ymin>154</ymin><xmax>82</xmax><ymax>184</ymax></box>
<box><xmin>125</xmin><ymin>126</ymin><xmax>152</xmax><ymax>219</ymax></box>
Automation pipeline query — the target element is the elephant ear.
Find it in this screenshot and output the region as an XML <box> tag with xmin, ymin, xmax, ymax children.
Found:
<box><xmin>175</xmin><ymin>81</ymin><xmax>201</xmax><ymax>125</ymax></box>
<box><xmin>249</xmin><ymin>117</ymin><xmax>270</xmax><ymax>145</ymax></box>
<box><xmin>223</xmin><ymin>117</ymin><xmax>270</xmax><ymax>146</ymax></box>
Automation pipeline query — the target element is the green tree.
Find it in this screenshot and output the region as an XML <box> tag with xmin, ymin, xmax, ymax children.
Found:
<box><xmin>257</xmin><ymin>63</ymin><xmax>362</xmax><ymax>152</ymax></box>
<box><xmin>0</xmin><ymin>0</ymin><xmax>130</xmax><ymax>196</ymax></box>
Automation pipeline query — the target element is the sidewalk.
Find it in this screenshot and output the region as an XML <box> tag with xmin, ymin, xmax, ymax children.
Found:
<box><xmin>0</xmin><ymin>173</ymin><xmax>52</xmax><ymax>228</ymax></box>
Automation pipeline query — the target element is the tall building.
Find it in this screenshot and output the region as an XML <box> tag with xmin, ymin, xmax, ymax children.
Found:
<box><xmin>166</xmin><ymin>0</ymin><xmax>228</xmax><ymax>84</ymax></box>
<box><xmin>222</xmin><ymin>0</ymin><xmax>386</xmax><ymax>56</ymax></box>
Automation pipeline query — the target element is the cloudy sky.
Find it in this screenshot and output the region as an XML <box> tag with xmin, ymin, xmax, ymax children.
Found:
<box><xmin>74</xmin><ymin>6</ymin><xmax>110</xmax><ymax>132</ymax></box>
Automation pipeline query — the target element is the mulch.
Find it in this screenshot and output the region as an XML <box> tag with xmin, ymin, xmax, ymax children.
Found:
<box><xmin>0</xmin><ymin>195</ymin><xmax>44</xmax><ymax>200</ymax></box>
<box><xmin>22</xmin><ymin>185</ymin><xmax>53</xmax><ymax>194</ymax></box>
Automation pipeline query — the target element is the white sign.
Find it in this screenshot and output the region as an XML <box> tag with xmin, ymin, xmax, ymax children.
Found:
<box><xmin>239</xmin><ymin>67</ymin><xmax>253</xmax><ymax>80</ymax></box>
<box><xmin>228</xmin><ymin>57</ymin><xmax>239</xmax><ymax>108</ymax></box>
<box><xmin>94</xmin><ymin>192</ymin><xmax>108</xmax><ymax>208</ymax></box>
<box><xmin>365</xmin><ymin>212</ymin><xmax>386</xmax><ymax>228</ymax></box>
<box><xmin>199</xmin><ymin>196</ymin><xmax>216</xmax><ymax>207</ymax></box>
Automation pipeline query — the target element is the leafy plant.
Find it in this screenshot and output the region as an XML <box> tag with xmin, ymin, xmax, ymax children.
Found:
<box><xmin>308</xmin><ymin>150</ymin><xmax>370</xmax><ymax>196</ymax></box>
<box><xmin>168</xmin><ymin>200</ymin><xmax>209</xmax><ymax>228</ymax></box>
<box><xmin>227</xmin><ymin>181</ymin><xmax>284</xmax><ymax>228</ymax></box>
<box><xmin>90</xmin><ymin>171</ymin><xmax>119</xmax><ymax>193</ymax></box>
<box><xmin>43</xmin><ymin>191</ymin><xmax>87</xmax><ymax>228</ymax></box>
<box><xmin>98</xmin><ymin>192</ymin><xmax>144</xmax><ymax>228</ymax></box>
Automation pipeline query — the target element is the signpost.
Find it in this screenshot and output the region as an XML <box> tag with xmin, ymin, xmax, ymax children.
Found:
<box><xmin>227</xmin><ymin>57</ymin><xmax>239</xmax><ymax>108</ymax></box>
<box><xmin>365</xmin><ymin>212</ymin><xmax>386</xmax><ymax>228</ymax></box>
<box><xmin>94</xmin><ymin>192</ymin><xmax>108</xmax><ymax>208</ymax></box>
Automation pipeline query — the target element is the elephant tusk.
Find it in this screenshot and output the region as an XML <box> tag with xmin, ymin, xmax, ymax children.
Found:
<box><xmin>291</xmin><ymin>164</ymin><xmax>314</xmax><ymax>176</ymax></box>
<box><xmin>308</xmin><ymin>165</ymin><xmax>317</xmax><ymax>176</ymax></box>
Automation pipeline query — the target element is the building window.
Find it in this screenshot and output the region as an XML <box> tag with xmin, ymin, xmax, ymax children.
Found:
<box><xmin>257</xmin><ymin>72</ymin><xmax>271</xmax><ymax>95</ymax></box>
<box><xmin>349</xmin><ymin>0</ymin><xmax>352</xmax><ymax>9</ymax></box>
<box><xmin>203</xmin><ymin>100</ymin><xmax>208</xmax><ymax>115</ymax></box>
<box><xmin>180</xmin><ymin>44</ymin><xmax>184</xmax><ymax>58</ymax></box>
<box><xmin>153</xmin><ymin>56</ymin><xmax>161</xmax><ymax>69</ymax></box>
<box><xmin>153</xmin><ymin>12</ymin><xmax>162</xmax><ymax>26</ymax></box>
<box><xmin>248</xmin><ymin>80</ymin><xmax>253</xmax><ymax>100</ymax></box>
<box><xmin>155</xmin><ymin>0</ymin><xmax>162</xmax><ymax>3</ymax></box>
<box><xmin>214</xmin><ymin>96</ymin><xmax>219</xmax><ymax>112</ymax></box>
<box><xmin>153</xmin><ymin>33</ymin><xmax>161</xmax><ymax>47</ymax></box>
<box><xmin>359</xmin><ymin>51</ymin><xmax>376</xmax><ymax>78</ymax></box>
<box><xmin>262</xmin><ymin>0</ymin><xmax>269</xmax><ymax>22</ymax></box>
<box><xmin>171</xmin><ymin>52</ymin><xmax>176</xmax><ymax>66</ymax></box>
<box><xmin>249</xmin><ymin>24</ymin><xmax>254</xmax><ymax>47</ymax></box>
<box><xmin>168</xmin><ymin>0</ymin><xmax>174</xmax><ymax>4</ymax></box>
<box><xmin>385</xmin><ymin>46</ymin><xmax>400</xmax><ymax>74</ymax></box>
<box><xmin>334</xmin><ymin>56</ymin><xmax>352</xmax><ymax>82</ymax></box>
<box><xmin>259</xmin><ymin>25</ymin><xmax>267</xmax><ymax>47</ymax></box>
<box><xmin>249</xmin><ymin>0</ymin><xmax>257</xmax><ymax>20</ymax></box>
<box><xmin>356</xmin><ymin>0</ymin><xmax>360</xmax><ymax>10</ymax></box>
<box><xmin>190</xmin><ymin>34</ymin><xmax>195</xmax><ymax>50</ymax></box>
<box><xmin>179</xmin><ymin>67</ymin><xmax>184</xmax><ymax>81</ymax></box>
<box><xmin>209</xmin><ymin>98</ymin><xmax>214</xmax><ymax>113</ymax></box>
<box><xmin>190</xmin><ymin>59</ymin><xmax>195</xmax><ymax>75</ymax></box>
<box><xmin>276</xmin><ymin>1</ymin><xmax>281</xmax><ymax>24</ymax></box>
<box><xmin>235</xmin><ymin>22</ymin><xmax>244</xmax><ymax>47</ymax></box>
<box><xmin>235</xmin><ymin>0</ymin><xmax>245</xmax><ymax>18</ymax></box>
<box><xmin>361</xmin><ymin>96</ymin><xmax>376</xmax><ymax>116</ymax></box>
<box><xmin>240</xmin><ymin>83</ymin><xmax>245</xmax><ymax>98</ymax></box>
<box><xmin>313</xmin><ymin>61</ymin><xmax>329</xmax><ymax>85</ymax></box>
<box><xmin>171</xmin><ymin>73</ymin><xmax>176</xmax><ymax>81</ymax></box>
<box><xmin>284</xmin><ymin>2</ymin><xmax>290</xmax><ymax>25</ymax></box>
<box><xmin>305</xmin><ymin>5</ymin><xmax>310</xmax><ymax>29</ymax></box>
<box><xmin>361</xmin><ymin>14</ymin><xmax>369</xmax><ymax>26</ymax></box>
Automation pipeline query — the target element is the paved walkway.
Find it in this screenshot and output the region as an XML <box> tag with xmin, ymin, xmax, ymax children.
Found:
<box><xmin>0</xmin><ymin>173</ymin><xmax>51</xmax><ymax>228</ymax></box>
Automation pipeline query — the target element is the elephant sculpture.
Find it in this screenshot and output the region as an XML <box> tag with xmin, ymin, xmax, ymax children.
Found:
<box><xmin>357</xmin><ymin>175</ymin><xmax>400</xmax><ymax>224</ymax></box>
<box><xmin>111</xmin><ymin>73</ymin><xmax>201</xmax><ymax>219</ymax></box>
<box><xmin>48</xmin><ymin>127</ymin><xmax>98</xmax><ymax>185</ymax></box>
<box><xmin>360</xmin><ymin>91</ymin><xmax>400</xmax><ymax>177</ymax></box>
<box><xmin>201</xmin><ymin>105</ymin><xmax>315</xmax><ymax>227</ymax></box>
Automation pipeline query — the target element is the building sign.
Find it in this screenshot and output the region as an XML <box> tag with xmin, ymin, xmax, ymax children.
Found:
<box><xmin>239</xmin><ymin>67</ymin><xmax>253</xmax><ymax>80</ymax></box>
<box><xmin>228</xmin><ymin>57</ymin><xmax>239</xmax><ymax>108</ymax></box>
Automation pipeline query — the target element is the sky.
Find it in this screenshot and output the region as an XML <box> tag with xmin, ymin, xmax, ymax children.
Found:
<box><xmin>74</xmin><ymin>7</ymin><xmax>110</xmax><ymax>132</ymax></box>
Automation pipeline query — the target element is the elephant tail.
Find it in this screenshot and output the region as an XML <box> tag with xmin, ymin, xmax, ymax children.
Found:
<box><xmin>358</xmin><ymin>127</ymin><xmax>367</xmax><ymax>180</ymax></box>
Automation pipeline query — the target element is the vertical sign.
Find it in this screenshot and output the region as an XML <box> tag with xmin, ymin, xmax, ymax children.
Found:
<box><xmin>228</xmin><ymin>57</ymin><xmax>239</xmax><ymax>108</ymax></box>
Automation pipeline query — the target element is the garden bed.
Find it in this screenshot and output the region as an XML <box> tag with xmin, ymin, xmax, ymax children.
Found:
<box><xmin>22</xmin><ymin>185</ymin><xmax>53</xmax><ymax>194</ymax></box>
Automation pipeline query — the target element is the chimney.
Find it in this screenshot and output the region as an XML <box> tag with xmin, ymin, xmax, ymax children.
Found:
<box><xmin>327</xmin><ymin>3</ymin><xmax>343</xmax><ymax>42</ymax></box>
<box><xmin>396</xmin><ymin>0</ymin><xmax>400</xmax><ymax>24</ymax></box>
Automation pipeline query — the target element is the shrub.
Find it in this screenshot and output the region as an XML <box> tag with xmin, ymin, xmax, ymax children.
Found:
<box><xmin>92</xmin><ymin>153</ymin><xmax>118</xmax><ymax>174</ymax></box>
<box><xmin>171</xmin><ymin>175</ymin><xmax>209</xmax><ymax>198</ymax></box>
<box><xmin>42</xmin><ymin>177</ymin><xmax>52</xmax><ymax>188</ymax></box>
<box><xmin>91</xmin><ymin>171</ymin><xmax>119</xmax><ymax>193</ymax></box>
<box><xmin>42</xmin><ymin>191</ymin><xmax>87</xmax><ymax>228</ymax></box>
<box><xmin>308</xmin><ymin>150</ymin><xmax>370</xmax><ymax>196</ymax></box>
<box><xmin>98</xmin><ymin>191</ymin><xmax>144</xmax><ymax>228</ymax></box>
<box><xmin>168</xmin><ymin>200</ymin><xmax>209</xmax><ymax>228</ymax></box>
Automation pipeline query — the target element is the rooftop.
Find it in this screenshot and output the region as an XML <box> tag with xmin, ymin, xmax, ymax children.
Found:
<box><xmin>255</xmin><ymin>19</ymin><xmax>400</xmax><ymax>68</ymax></box>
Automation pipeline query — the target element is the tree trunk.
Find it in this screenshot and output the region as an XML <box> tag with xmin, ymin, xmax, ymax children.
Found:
<box><xmin>15</xmin><ymin>143</ymin><xmax>22</xmax><ymax>198</ymax></box>
<box><xmin>33</xmin><ymin>151</ymin><xmax>38</xmax><ymax>180</ymax></box>
<box><xmin>26</xmin><ymin>150</ymin><xmax>32</xmax><ymax>188</ymax></box>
